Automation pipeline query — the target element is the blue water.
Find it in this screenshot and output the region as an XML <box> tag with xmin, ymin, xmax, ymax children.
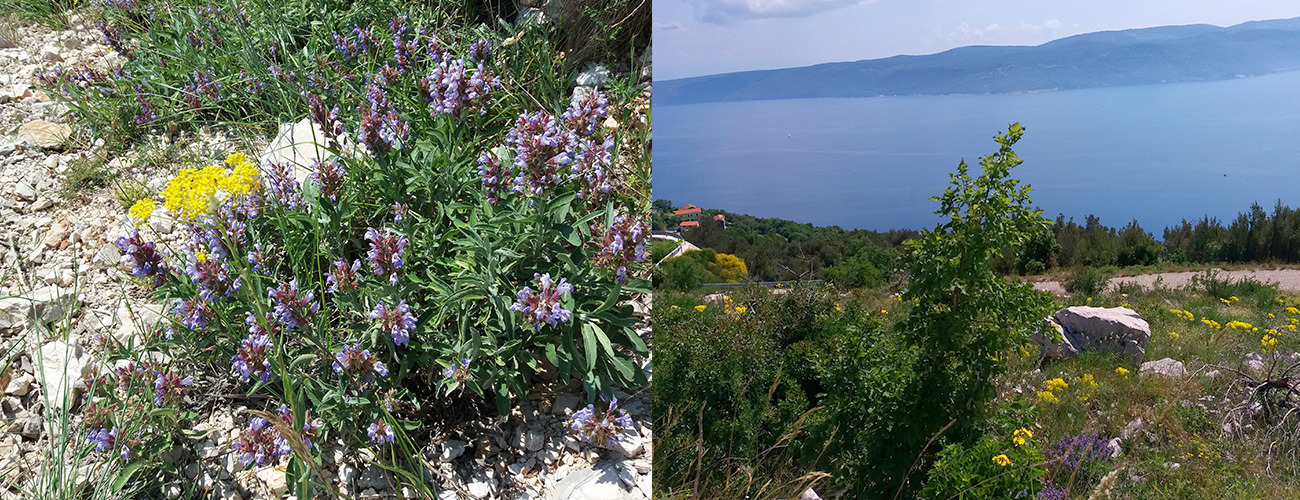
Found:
<box><xmin>654</xmin><ymin>71</ymin><xmax>1300</xmax><ymax>232</ymax></box>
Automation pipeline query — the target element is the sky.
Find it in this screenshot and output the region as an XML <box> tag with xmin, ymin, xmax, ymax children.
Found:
<box><xmin>654</xmin><ymin>0</ymin><xmax>1300</xmax><ymax>80</ymax></box>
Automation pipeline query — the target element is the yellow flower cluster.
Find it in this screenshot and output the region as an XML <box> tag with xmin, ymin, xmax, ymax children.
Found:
<box><xmin>1218</xmin><ymin>296</ymin><xmax>1240</xmax><ymax>306</ymax></box>
<box><xmin>1037</xmin><ymin>391</ymin><xmax>1059</xmax><ymax>404</ymax></box>
<box><xmin>1012</xmin><ymin>428</ymin><xmax>1033</xmax><ymax>447</ymax></box>
<box><xmin>1262</xmin><ymin>333</ymin><xmax>1279</xmax><ymax>354</ymax></box>
<box><xmin>128</xmin><ymin>198</ymin><xmax>158</xmax><ymax>227</ymax></box>
<box><xmin>161</xmin><ymin>152</ymin><xmax>261</xmax><ymax>221</ymax></box>
<box><xmin>1201</xmin><ymin>318</ymin><xmax>1222</xmax><ymax>330</ymax></box>
<box><xmin>1045</xmin><ymin>378</ymin><xmax>1069</xmax><ymax>392</ymax></box>
<box><xmin>1225</xmin><ymin>320</ymin><xmax>1254</xmax><ymax>331</ymax></box>
<box><xmin>1168</xmin><ymin>331</ymin><xmax>1180</xmax><ymax>340</ymax></box>
<box><xmin>1169</xmin><ymin>309</ymin><xmax>1195</xmax><ymax>321</ymax></box>
<box><xmin>1287</xmin><ymin>307</ymin><xmax>1300</xmax><ymax>315</ymax></box>
<box><xmin>1115</xmin><ymin>367</ymin><xmax>1130</xmax><ymax>376</ymax></box>
<box><xmin>992</xmin><ymin>454</ymin><xmax>1012</xmax><ymax>466</ymax></box>
<box><xmin>721</xmin><ymin>296</ymin><xmax>747</xmax><ymax>315</ymax></box>
<box><xmin>694</xmin><ymin>305</ymin><xmax>706</xmax><ymax>312</ymax></box>
<box><xmin>1078</xmin><ymin>373</ymin><xmax>1097</xmax><ymax>388</ymax></box>
<box><xmin>670</xmin><ymin>305</ymin><xmax>680</xmax><ymax>310</ymax></box>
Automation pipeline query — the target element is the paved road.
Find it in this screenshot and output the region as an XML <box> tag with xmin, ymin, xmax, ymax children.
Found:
<box><xmin>1032</xmin><ymin>269</ymin><xmax>1300</xmax><ymax>295</ymax></box>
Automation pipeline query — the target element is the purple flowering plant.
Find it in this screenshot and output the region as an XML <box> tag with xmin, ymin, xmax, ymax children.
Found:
<box><xmin>63</xmin><ymin>2</ymin><xmax>650</xmax><ymax>493</ymax></box>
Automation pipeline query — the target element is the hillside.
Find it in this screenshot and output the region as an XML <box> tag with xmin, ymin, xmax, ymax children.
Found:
<box><xmin>657</xmin><ymin>17</ymin><xmax>1300</xmax><ymax>104</ymax></box>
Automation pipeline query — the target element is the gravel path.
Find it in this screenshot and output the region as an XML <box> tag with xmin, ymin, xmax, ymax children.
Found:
<box><xmin>1032</xmin><ymin>269</ymin><xmax>1300</xmax><ymax>295</ymax></box>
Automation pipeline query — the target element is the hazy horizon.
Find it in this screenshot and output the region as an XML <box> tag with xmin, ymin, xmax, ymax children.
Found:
<box><xmin>654</xmin><ymin>1</ymin><xmax>1300</xmax><ymax>80</ymax></box>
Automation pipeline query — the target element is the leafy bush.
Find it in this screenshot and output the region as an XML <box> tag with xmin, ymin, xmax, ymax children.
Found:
<box><xmin>1064</xmin><ymin>266</ymin><xmax>1115</xmax><ymax>297</ymax></box>
<box><xmin>1116</xmin><ymin>220</ymin><xmax>1162</xmax><ymax>267</ymax></box>
<box><xmin>653</xmin><ymin>286</ymin><xmax>886</xmax><ymax>498</ymax></box>
<box><xmin>919</xmin><ymin>434</ymin><xmax>1046</xmax><ymax>500</ymax></box>
<box><xmin>649</xmin><ymin>239</ymin><xmax>679</xmax><ymax>263</ymax></box>
<box><xmin>1017</xmin><ymin>224</ymin><xmax>1061</xmax><ymax>275</ymax></box>
<box><xmin>1192</xmin><ymin>270</ymin><xmax>1278</xmax><ymax>309</ymax></box>
<box><xmin>823</xmin><ymin>241</ymin><xmax>896</xmax><ymax>288</ymax></box>
<box><xmin>882</xmin><ymin>123</ymin><xmax>1054</xmax><ymax>496</ymax></box>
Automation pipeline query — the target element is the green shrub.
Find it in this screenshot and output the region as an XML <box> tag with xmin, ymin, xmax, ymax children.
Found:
<box><xmin>1192</xmin><ymin>270</ymin><xmax>1278</xmax><ymax>309</ymax></box>
<box><xmin>649</xmin><ymin>239</ymin><xmax>679</xmax><ymax>263</ymax></box>
<box><xmin>881</xmin><ymin>123</ymin><xmax>1055</xmax><ymax>496</ymax></box>
<box><xmin>821</xmin><ymin>244</ymin><xmax>894</xmax><ymax>285</ymax></box>
<box><xmin>919</xmin><ymin>435</ymin><xmax>1046</xmax><ymax>500</ymax></box>
<box><xmin>1064</xmin><ymin>267</ymin><xmax>1115</xmax><ymax>297</ymax></box>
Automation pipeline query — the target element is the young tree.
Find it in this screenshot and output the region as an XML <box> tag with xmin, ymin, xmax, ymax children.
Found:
<box><xmin>890</xmin><ymin>123</ymin><xmax>1055</xmax><ymax>493</ymax></box>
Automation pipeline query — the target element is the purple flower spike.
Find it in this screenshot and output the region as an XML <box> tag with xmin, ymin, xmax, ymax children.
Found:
<box><xmin>443</xmin><ymin>357</ymin><xmax>472</xmax><ymax>383</ymax></box>
<box><xmin>477</xmin><ymin>151</ymin><xmax>512</xmax><ymax>205</ymax></box>
<box><xmin>232</xmin><ymin>416</ymin><xmax>290</xmax><ymax>468</ymax></box>
<box><xmin>325</xmin><ymin>259</ymin><xmax>362</xmax><ymax>293</ymax></box>
<box><xmin>570</xmin><ymin>396</ymin><xmax>635</xmax><ymax>448</ymax></box>
<box><xmin>116</xmin><ymin>229</ymin><xmax>168</xmax><ymax>285</ymax></box>
<box><xmin>365</xmin><ymin>227</ymin><xmax>408</xmax><ymax>285</ymax></box>
<box><xmin>510</xmin><ymin>273</ymin><xmax>574</xmax><ymax>330</ymax></box>
<box><xmin>232</xmin><ymin>323</ymin><xmax>273</xmax><ymax>383</ymax></box>
<box><xmin>370</xmin><ymin>300</ymin><xmax>417</xmax><ymax>346</ymax></box>
<box><xmin>561</xmin><ymin>90</ymin><xmax>608</xmax><ymax>138</ymax></box>
<box><xmin>263</xmin><ymin>161</ymin><xmax>304</xmax><ymax>210</ymax></box>
<box><xmin>333</xmin><ymin>343</ymin><xmax>388</xmax><ymax>385</ymax></box>
<box><xmin>173</xmin><ymin>297</ymin><xmax>212</xmax><ymax>330</ymax></box>
<box><xmin>368</xmin><ymin>419</ymin><xmax>395</xmax><ymax>446</ymax></box>
<box><xmin>309</xmin><ymin>158</ymin><xmax>346</xmax><ymax>203</ymax></box>
<box><xmin>268</xmin><ymin>279</ymin><xmax>320</xmax><ymax>330</ymax></box>
<box><xmin>358</xmin><ymin>74</ymin><xmax>410</xmax><ymax>156</ymax></box>
<box><xmin>88</xmin><ymin>427</ymin><xmax>117</xmax><ymax>453</ymax></box>
<box><xmin>590</xmin><ymin>216</ymin><xmax>649</xmax><ymax>284</ymax></box>
<box><xmin>153</xmin><ymin>371</ymin><xmax>194</xmax><ymax>406</ymax></box>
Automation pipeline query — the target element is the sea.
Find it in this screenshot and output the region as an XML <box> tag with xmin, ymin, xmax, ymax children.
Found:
<box><xmin>653</xmin><ymin>70</ymin><xmax>1300</xmax><ymax>233</ymax></box>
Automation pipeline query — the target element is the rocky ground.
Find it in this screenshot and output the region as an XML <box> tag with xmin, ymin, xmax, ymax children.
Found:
<box><xmin>0</xmin><ymin>16</ymin><xmax>651</xmax><ymax>500</ymax></box>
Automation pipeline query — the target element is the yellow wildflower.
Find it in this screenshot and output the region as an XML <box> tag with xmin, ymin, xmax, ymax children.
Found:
<box><xmin>1287</xmin><ymin>307</ymin><xmax>1300</xmax><ymax>315</ymax></box>
<box><xmin>992</xmin><ymin>454</ymin><xmax>1011</xmax><ymax>466</ymax></box>
<box><xmin>1219</xmin><ymin>298</ymin><xmax>1232</xmax><ymax>306</ymax></box>
<box><xmin>1045</xmin><ymin>378</ymin><xmax>1069</xmax><ymax>392</ymax></box>
<box><xmin>880</xmin><ymin>309</ymin><xmax>888</xmax><ymax>315</ymax></box>
<box><xmin>1231</xmin><ymin>296</ymin><xmax>1240</xmax><ymax>302</ymax></box>
<box><xmin>1038</xmin><ymin>391</ymin><xmax>1060</xmax><ymax>404</ymax></box>
<box><xmin>1226</xmin><ymin>320</ymin><xmax>1253</xmax><ymax>331</ymax></box>
<box><xmin>128</xmin><ymin>198</ymin><xmax>158</xmax><ymax>227</ymax></box>
<box><xmin>1201</xmin><ymin>318</ymin><xmax>1222</xmax><ymax>330</ymax></box>
<box><xmin>735</xmin><ymin>306</ymin><xmax>747</xmax><ymax>314</ymax></box>
<box><xmin>1079</xmin><ymin>373</ymin><xmax>1097</xmax><ymax>387</ymax></box>
<box><xmin>195</xmin><ymin>250</ymin><xmax>209</xmax><ymax>262</ymax></box>
<box><xmin>1168</xmin><ymin>331</ymin><xmax>1180</xmax><ymax>340</ymax></box>
<box><xmin>835</xmin><ymin>303</ymin><xmax>843</xmax><ymax>312</ymax></box>
<box><xmin>671</xmin><ymin>305</ymin><xmax>679</xmax><ymax>310</ymax></box>
<box><xmin>1263</xmin><ymin>334</ymin><xmax>1279</xmax><ymax>354</ymax></box>
<box><xmin>1013</xmin><ymin>428</ymin><xmax>1032</xmax><ymax>446</ymax></box>
<box><xmin>160</xmin><ymin>153</ymin><xmax>262</xmax><ymax>222</ymax></box>
<box><xmin>1269</xmin><ymin>313</ymin><xmax>1276</xmax><ymax>319</ymax></box>
<box><xmin>1116</xmin><ymin>367</ymin><xmax>1130</xmax><ymax>376</ymax></box>
<box><xmin>694</xmin><ymin>305</ymin><xmax>706</xmax><ymax>312</ymax></box>
<box><xmin>1169</xmin><ymin>309</ymin><xmax>1195</xmax><ymax>321</ymax></box>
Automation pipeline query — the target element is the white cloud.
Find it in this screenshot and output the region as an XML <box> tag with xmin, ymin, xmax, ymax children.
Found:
<box><xmin>693</xmin><ymin>0</ymin><xmax>879</xmax><ymax>24</ymax></box>
<box><xmin>936</xmin><ymin>19</ymin><xmax>1065</xmax><ymax>43</ymax></box>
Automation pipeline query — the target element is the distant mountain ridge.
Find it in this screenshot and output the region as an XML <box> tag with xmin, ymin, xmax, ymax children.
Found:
<box><xmin>657</xmin><ymin>17</ymin><xmax>1300</xmax><ymax>104</ymax></box>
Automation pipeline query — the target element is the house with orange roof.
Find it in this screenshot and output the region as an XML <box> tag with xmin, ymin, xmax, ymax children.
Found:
<box><xmin>673</xmin><ymin>204</ymin><xmax>702</xmax><ymax>220</ymax></box>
